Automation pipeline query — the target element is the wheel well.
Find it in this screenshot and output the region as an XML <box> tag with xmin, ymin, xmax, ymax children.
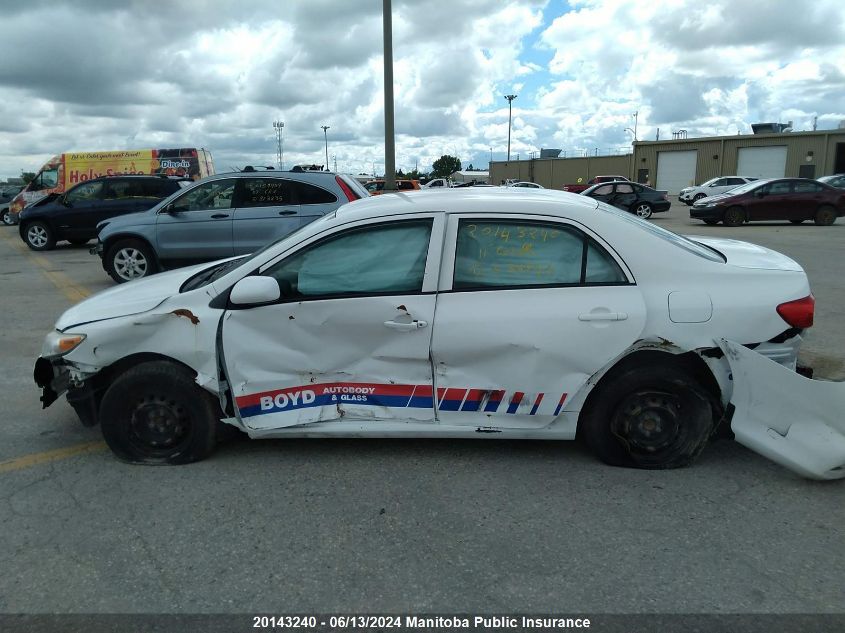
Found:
<box><xmin>103</xmin><ymin>234</ymin><xmax>155</xmax><ymax>257</ymax></box>
<box><xmin>577</xmin><ymin>349</ymin><xmax>723</xmax><ymax>432</ymax></box>
<box><xmin>86</xmin><ymin>353</ymin><xmax>196</xmax><ymax>410</ymax></box>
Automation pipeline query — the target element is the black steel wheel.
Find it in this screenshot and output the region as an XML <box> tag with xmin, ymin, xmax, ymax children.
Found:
<box><xmin>581</xmin><ymin>364</ymin><xmax>714</xmax><ymax>469</ymax></box>
<box><xmin>722</xmin><ymin>206</ymin><xmax>745</xmax><ymax>227</ymax></box>
<box><xmin>99</xmin><ymin>361</ymin><xmax>218</xmax><ymax>464</ymax></box>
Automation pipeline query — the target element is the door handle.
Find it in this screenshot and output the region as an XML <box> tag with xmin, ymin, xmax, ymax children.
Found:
<box><xmin>578</xmin><ymin>312</ymin><xmax>628</xmax><ymax>321</ymax></box>
<box><xmin>383</xmin><ymin>319</ymin><xmax>428</xmax><ymax>331</ymax></box>
<box><xmin>278</xmin><ymin>210</ymin><xmax>297</xmax><ymax>216</ymax></box>
<box><xmin>211</xmin><ymin>213</ymin><xmax>229</xmax><ymax>219</ymax></box>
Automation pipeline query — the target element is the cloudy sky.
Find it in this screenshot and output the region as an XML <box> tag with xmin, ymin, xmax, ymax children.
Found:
<box><xmin>1</xmin><ymin>0</ymin><xmax>844</xmax><ymax>180</ymax></box>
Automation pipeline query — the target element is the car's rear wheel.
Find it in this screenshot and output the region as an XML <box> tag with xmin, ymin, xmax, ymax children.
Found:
<box><xmin>581</xmin><ymin>365</ymin><xmax>714</xmax><ymax>470</ymax></box>
<box><xmin>722</xmin><ymin>206</ymin><xmax>745</xmax><ymax>227</ymax></box>
<box><xmin>1</xmin><ymin>208</ymin><xmax>14</xmax><ymax>226</ymax></box>
<box><xmin>703</xmin><ymin>219</ymin><xmax>719</xmax><ymax>226</ymax></box>
<box><xmin>814</xmin><ymin>205</ymin><xmax>836</xmax><ymax>226</ymax></box>
<box><xmin>99</xmin><ymin>361</ymin><xmax>218</xmax><ymax>464</ymax></box>
<box><xmin>24</xmin><ymin>221</ymin><xmax>56</xmax><ymax>251</ymax></box>
<box><xmin>106</xmin><ymin>239</ymin><xmax>157</xmax><ymax>283</ymax></box>
<box><xmin>632</xmin><ymin>202</ymin><xmax>653</xmax><ymax>219</ymax></box>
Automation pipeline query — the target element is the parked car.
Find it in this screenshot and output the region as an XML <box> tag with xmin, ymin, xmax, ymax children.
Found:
<box><xmin>364</xmin><ymin>179</ymin><xmax>420</xmax><ymax>195</ymax></box>
<box><xmin>690</xmin><ymin>178</ymin><xmax>845</xmax><ymax>226</ymax></box>
<box><xmin>36</xmin><ymin>188</ymin><xmax>841</xmax><ymax>480</ymax></box>
<box><xmin>17</xmin><ymin>176</ymin><xmax>190</xmax><ymax>251</ymax></box>
<box><xmin>1</xmin><ymin>185</ymin><xmax>25</xmax><ymax>226</ymax></box>
<box><xmin>95</xmin><ymin>170</ymin><xmax>368</xmax><ymax>283</ymax></box>
<box><xmin>562</xmin><ymin>175</ymin><xmax>629</xmax><ymax>194</ymax></box>
<box><xmin>818</xmin><ymin>174</ymin><xmax>845</xmax><ymax>189</ymax></box>
<box><xmin>507</xmin><ymin>181</ymin><xmax>544</xmax><ymax>188</ymax></box>
<box><xmin>679</xmin><ymin>176</ymin><xmax>758</xmax><ymax>205</ymax></box>
<box><xmin>581</xmin><ymin>181</ymin><xmax>670</xmax><ymax>218</ymax></box>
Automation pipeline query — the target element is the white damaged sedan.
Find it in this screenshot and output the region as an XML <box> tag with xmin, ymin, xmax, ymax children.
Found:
<box><xmin>35</xmin><ymin>189</ymin><xmax>844</xmax><ymax>478</ymax></box>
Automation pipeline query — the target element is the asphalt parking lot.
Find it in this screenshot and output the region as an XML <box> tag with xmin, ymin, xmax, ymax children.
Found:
<box><xmin>1</xmin><ymin>200</ymin><xmax>843</xmax><ymax>618</ymax></box>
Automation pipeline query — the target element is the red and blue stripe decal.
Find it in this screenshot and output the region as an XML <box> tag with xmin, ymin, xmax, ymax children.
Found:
<box><xmin>236</xmin><ymin>382</ymin><xmax>567</xmax><ymax>419</ymax></box>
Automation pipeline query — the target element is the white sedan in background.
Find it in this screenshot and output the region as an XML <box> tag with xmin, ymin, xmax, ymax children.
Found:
<box><xmin>35</xmin><ymin>189</ymin><xmax>844</xmax><ymax>478</ymax></box>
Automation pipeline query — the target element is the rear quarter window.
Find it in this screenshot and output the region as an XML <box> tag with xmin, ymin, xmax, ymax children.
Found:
<box><xmin>295</xmin><ymin>181</ymin><xmax>337</xmax><ymax>205</ymax></box>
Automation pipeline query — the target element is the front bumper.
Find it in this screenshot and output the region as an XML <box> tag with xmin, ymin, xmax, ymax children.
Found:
<box><xmin>34</xmin><ymin>356</ymin><xmax>100</xmax><ymax>426</ymax></box>
<box><xmin>720</xmin><ymin>339</ymin><xmax>845</xmax><ymax>480</ymax></box>
<box><xmin>690</xmin><ymin>206</ymin><xmax>723</xmax><ymax>220</ymax></box>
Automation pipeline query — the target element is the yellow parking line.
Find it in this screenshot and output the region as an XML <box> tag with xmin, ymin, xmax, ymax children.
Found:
<box><xmin>0</xmin><ymin>230</ymin><xmax>92</xmax><ymax>302</ymax></box>
<box><xmin>0</xmin><ymin>441</ymin><xmax>108</xmax><ymax>474</ymax></box>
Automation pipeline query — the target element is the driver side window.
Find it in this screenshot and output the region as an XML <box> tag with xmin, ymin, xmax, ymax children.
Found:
<box><xmin>263</xmin><ymin>220</ymin><xmax>433</xmax><ymax>299</ymax></box>
<box><xmin>171</xmin><ymin>179</ymin><xmax>236</xmax><ymax>212</ymax></box>
<box><xmin>65</xmin><ymin>181</ymin><xmax>104</xmax><ymax>204</ymax></box>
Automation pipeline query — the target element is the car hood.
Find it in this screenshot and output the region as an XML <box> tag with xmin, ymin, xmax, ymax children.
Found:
<box><xmin>687</xmin><ymin>236</ymin><xmax>803</xmax><ymax>271</ymax></box>
<box><xmin>97</xmin><ymin>207</ymin><xmax>157</xmax><ymax>232</ymax></box>
<box><xmin>56</xmin><ymin>262</ymin><xmax>217</xmax><ymax>330</ymax></box>
<box><xmin>694</xmin><ymin>192</ymin><xmax>738</xmax><ymax>205</ymax></box>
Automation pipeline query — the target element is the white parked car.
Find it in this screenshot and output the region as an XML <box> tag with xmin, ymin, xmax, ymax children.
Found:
<box><xmin>35</xmin><ymin>189</ymin><xmax>843</xmax><ymax>478</ymax></box>
<box><xmin>679</xmin><ymin>176</ymin><xmax>758</xmax><ymax>205</ymax></box>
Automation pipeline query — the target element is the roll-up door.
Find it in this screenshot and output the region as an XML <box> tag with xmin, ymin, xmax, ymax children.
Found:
<box><xmin>656</xmin><ymin>150</ymin><xmax>697</xmax><ymax>194</ymax></box>
<box><xmin>737</xmin><ymin>146</ymin><xmax>787</xmax><ymax>179</ymax></box>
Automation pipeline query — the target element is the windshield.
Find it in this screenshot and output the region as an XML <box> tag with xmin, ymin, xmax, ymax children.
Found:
<box><xmin>699</xmin><ymin>178</ymin><xmax>719</xmax><ymax>187</ymax></box>
<box><xmin>594</xmin><ymin>201</ymin><xmax>725</xmax><ymax>262</ymax></box>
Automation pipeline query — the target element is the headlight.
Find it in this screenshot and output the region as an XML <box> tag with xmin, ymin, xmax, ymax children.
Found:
<box><xmin>42</xmin><ymin>330</ymin><xmax>86</xmax><ymax>357</ymax></box>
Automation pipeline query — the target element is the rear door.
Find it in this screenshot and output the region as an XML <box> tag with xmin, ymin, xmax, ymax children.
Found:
<box><xmin>430</xmin><ymin>214</ymin><xmax>646</xmax><ymax>429</ymax></box>
<box><xmin>155</xmin><ymin>178</ymin><xmax>236</xmax><ymax>261</ymax></box>
<box><xmin>221</xmin><ymin>215</ymin><xmax>443</xmax><ymax>431</ymax></box>
<box><xmin>231</xmin><ymin>177</ymin><xmax>300</xmax><ymax>255</ymax></box>
<box><xmin>292</xmin><ymin>179</ymin><xmax>341</xmax><ymax>228</ymax></box>
<box><xmin>610</xmin><ymin>182</ymin><xmax>637</xmax><ymax>210</ymax></box>
<box><xmin>792</xmin><ymin>181</ymin><xmax>826</xmax><ymax>219</ymax></box>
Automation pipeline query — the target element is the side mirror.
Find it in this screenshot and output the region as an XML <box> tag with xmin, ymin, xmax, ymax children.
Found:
<box><xmin>229</xmin><ymin>276</ymin><xmax>281</xmax><ymax>306</ymax></box>
<box><xmin>61</xmin><ymin>195</ymin><xmax>72</xmax><ymax>207</ymax></box>
<box><xmin>164</xmin><ymin>203</ymin><xmax>178</xmax><ymax>214</ymax></box>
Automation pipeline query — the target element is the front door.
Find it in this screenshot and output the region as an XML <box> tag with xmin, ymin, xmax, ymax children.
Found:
<box><xmin>430</xmin><ymin>215</ymin><xmax>646</xmax><ymax>429</ymax></box>
<box><xmin>59</xmin><ymin>180</ymin><xmax>106</xmax><ymax>238</ymax></box>
<box><xmin>221</xmin><ymin>216</ymin><xmax>444</xmax><ymax>432</ymax></box>
<box><xmin>748</xmin><ymin>180</ymin><xmax>792</xmax><ymax>221</ymax></box>
<box><xmin>155</xmin><ymin>178</ymin><xmax>237</xmax><ymax>262</ymax></box>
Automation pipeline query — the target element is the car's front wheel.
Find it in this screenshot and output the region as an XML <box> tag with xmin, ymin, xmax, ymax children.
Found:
<box><xmin>24</xmin><ymin>221</ymin><xmax>56</xmax><ymax>250</ymax></box>
<box><xmin>814</xmin><ymin>205</ymin><xmax>836</xmax><ymax>226</ymax></box>
<box><xmin>581</xmin><ymin>364</ymin><xmax>714</xmax><ymax>470</ymax></box>
<box><xmin>106</xmin><ymin>239</ymin><xmax>158</xmax><ymax>283</ymax></box>
<box><xmin>99</xmin><ymin>361</ymin><xmax>218</xmax><ymax>464</ymax></box>
<box><xmin>722</xmin><ymin>206</ymin><xmax>745</xmax><ymax>227</ymax></box>
<box><xmin>632</xmin><ymin>202</ymin><xmax>653</xmax><ymax>219</ymax></box>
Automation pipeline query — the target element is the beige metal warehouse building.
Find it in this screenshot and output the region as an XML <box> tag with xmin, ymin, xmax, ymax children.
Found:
<box><xmin>490</xmin><ymin>129</ymin><xmax>845</xmax><ymax>195</ymax></box>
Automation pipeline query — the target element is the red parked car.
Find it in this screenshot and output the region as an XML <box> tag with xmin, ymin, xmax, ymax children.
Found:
<box><xmin>690</xmin><ymin>178</ymin><xmax>845</xmax><ymax>226</ymax></box>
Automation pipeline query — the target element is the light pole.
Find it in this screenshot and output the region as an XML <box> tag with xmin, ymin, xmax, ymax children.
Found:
<box><xmin>504</xmin><ymin>94</ymin><xmax>517</xmax><ymax>161</ymax></box>
<box><xmin>321</xmin><ymin>125</ymin><xmax>330</xmax><ymax>170</ymax></box>
<box><xmin>383</xmin><ymin>0</ymin><xmax>396</xmax><ymax>192</ymax></box>
<box><xmin>632</xmin><ymin>110</ymin><xmax>639</xmax><ymax>141</ymax></box>
<box><xmin>273</xmin><ymin>120</ymin><xmax>284</xmax><ymax>170</ymax></box>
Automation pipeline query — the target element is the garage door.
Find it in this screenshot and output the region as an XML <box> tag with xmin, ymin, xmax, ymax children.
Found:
<box><xmin>656</xmin><ymin>150</ymin><xmax>697</xmax><ymax>194</ymax></box>
<box><xmin>737</xmin><ymin>146</ymin><xmax>787</xmax><ymax>179</ymax></box>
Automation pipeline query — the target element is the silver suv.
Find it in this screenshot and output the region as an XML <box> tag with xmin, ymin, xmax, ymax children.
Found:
<box><xmin>95</xmin><ymin>169</ymin><xmax>368</xmax><ymax>283</ymax></box>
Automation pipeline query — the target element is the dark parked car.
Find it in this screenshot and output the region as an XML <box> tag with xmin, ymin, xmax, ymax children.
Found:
<box><xmin>818</xmin><ymin>174</ymin><xmax>845</xmax><ymax>189</ymax></box>
<box><xmin>580</xmin><ymin>181</ymin><xmax>670</xmax><ymax>219</ymax></box>
<box><xmin>18</xmin><ymin>175</ymin><xmax>189</xmax><ymax>250</ymax></box>
<box><xmin>1</xmin><ymin>185</ymin><xmax>25</xmax><ymax>226</ymax></box>
<box><xmin>690</xmin><ymin>178</ymin><xmax>845</xmax><ymax>226</ymax></box>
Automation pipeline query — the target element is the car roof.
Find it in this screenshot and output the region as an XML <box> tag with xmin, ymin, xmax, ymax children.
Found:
<box><xmin>335</xmin><ymin>187</ymin><xmax>599</xmax><ymax>223</ymax></box>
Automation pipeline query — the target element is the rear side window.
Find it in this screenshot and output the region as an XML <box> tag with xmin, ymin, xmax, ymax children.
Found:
<box><xmin>616</xmin><ymin>183</ymin><xmax>634</xmax><ymax>193</ymax></box>
<box><xmin>794</xmin><ymin>181</ymin><xmax>822</xmax><ymax>193</ymax></box>
<box><xmin>295</xmin><ymin>181</ymin><xmax>337</xmax><ymax>205</ymax></box>
<box><xmin>238</xmin><ymin>178</ymin><xmax>294</xmax><ymax>208</ymax></box>
<box><xmin>453</xmin><ymin>220</ymin><xmax>627</xmax><ymax>290</ymax></box>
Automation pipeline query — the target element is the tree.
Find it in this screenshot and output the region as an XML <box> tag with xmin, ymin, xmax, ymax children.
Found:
<box><xmin>20</xmin><ymin>171</ymin><xmax>36</xmax><ymax>184</ymax></box>
<box><xmin>431</xmin><ymin>155</ymin><xmax>461</xmax><ymax>178</ymax></box>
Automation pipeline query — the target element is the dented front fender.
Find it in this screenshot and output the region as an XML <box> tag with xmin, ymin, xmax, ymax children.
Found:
<box><xmin>720</xmin><ymin>339</ymin><xmax>845</xmax><ymax>480</ymax></box>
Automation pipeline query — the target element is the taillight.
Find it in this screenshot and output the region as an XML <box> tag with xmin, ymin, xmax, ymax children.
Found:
<box><xmin>335</xmin><ymin>176</ymin><xmax>360</xmax><ymax>201</ymax></box>
<box><xmin>776</xmin><ymin>294</ymin><xmax>814</xmax><ymax>328</ymax></box>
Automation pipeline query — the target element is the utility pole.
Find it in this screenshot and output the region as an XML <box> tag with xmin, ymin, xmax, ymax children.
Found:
<box><xmin>321</xmin><ymin>125</ymin><xmax>330</xmax><ymax>170</ymax></box>
<box><xmin>632</xmin><ymin>110</ymin><xmax>639</xmax><ymax>141</ymax></box>
<box><xmin>383</xmin><ymin>0</ymin><xmax>396</xmax><ymax>192</ymax></box>
<box><xmin>273</xmin><ymin>120</ymin><xmax>284</xmax><ymax>170</ymax></box>
<box><xmin>504</xmin><ymin>94</ymin><xmax>517</xmax><ymax>161</ymax></box>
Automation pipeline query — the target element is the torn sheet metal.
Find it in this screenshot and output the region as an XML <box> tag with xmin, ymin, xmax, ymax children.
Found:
<box><xmin>720</xmin><ymin>339</ymin><xmax>845</xmax><ymax>480</ymax></box>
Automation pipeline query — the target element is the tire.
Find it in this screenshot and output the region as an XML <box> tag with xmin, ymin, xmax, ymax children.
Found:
<box><xmin>1</xmin><ymin>208</ymin><xmax>13</xmax><ymax>226</ymax></box>
<box><xmin>789</xmin><ymin>219</ymin><xmax>804</xmax><ymax>225</ymax></box>
<box><xmin>581</xmin><ymin>365</ymin><xmax>714</xmax><ymax>470</ymax></box>
<box><xmin>68</xmin><ymin>238</ymin><xmax>90</xmax><ymax>246</ymax></box>
<box><xmin>814</xmin><ymin>205</ymin><xmax>836</xmax><ymax>226</ymax></box>
<box><xmin>99</xmin><ymin>361</ymin><xmax>218</xmax><ymax>464</ymax></box>
<box><xmin>722</xmin><ymin>206</ymin><xmax>745</xmax><ymax>227</ymax></box>
<box><xmin>105</xmin><ymin>239</ymin><xmax>158</xmax><ymax>283</ymax></box>
<box><xmin>703</xmin><ymin>219</ymin><xmax>719</xmax><ymax>226</ymax></box>
<box><xmin>632</xmin><ymin>202</ymin><xmax>653</xmax><ymax>219</ymax></box>
<box><xmin>24</xmin><ymin>221</ymin><xmax>56</xmax><ymax>251</ymax></box>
